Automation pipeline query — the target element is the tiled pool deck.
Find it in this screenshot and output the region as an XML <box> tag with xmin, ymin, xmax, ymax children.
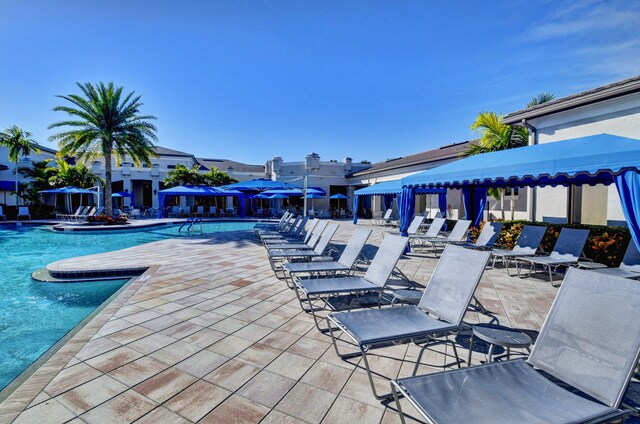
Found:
<box><xmin>0</xmin><ymin>220</ymin><xmax>627</xmax><ymax>423</ymax></box>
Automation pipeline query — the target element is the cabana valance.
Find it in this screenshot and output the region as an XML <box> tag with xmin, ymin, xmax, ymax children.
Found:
<box><xmin>402</xmin><ymin>134</ymin><xmax>640</xmax><ymax>189</ymax></box>
<box><xmin>399</xmin><ymin>134</ymin><xmax>640</xmax><ymax>248</ymax></box>
<box><xmin>352</xmin><ymin>180</ymin><xmax>447</xmax><ymax>224</ymax></box>
<box><xmin>157</xmin><ymin>185</ymin><xmax>245</xmax><ymax>218</ymax></box>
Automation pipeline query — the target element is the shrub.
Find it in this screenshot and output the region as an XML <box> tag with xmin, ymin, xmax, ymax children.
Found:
<box><xmin>475</xmin><ymin>219</ymin><xmax>631</xmax><ymax>267</ymax></box>
<box><xmin>86</xmin><ymin>214</ymin><xmax>128</xmax><ymax>226</ymax></box>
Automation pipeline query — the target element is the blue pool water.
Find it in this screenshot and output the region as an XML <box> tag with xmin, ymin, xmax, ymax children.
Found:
<box><xmin>0</xmin><ymin>221</ymin><xmax>255</xmax><ymax>391</ymax></box>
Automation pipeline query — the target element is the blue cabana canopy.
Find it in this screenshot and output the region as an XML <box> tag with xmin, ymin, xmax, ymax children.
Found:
<box><xmin>402</xmin><ymin>134</ymin><xmax>640</xmax><ymax>189</ymax></box>
<box><xmin>157</xmin><ymin>185</ymin><xmax>245</xmax><ymax>218</ymax></box>
<box><xmin>399</xmin><ymin>134</ymin><xmax>640</xmax><ymax>248</ymax></box>
<box><xmin>352</xmin><ymin>180</ymin><xmax>447</xmax><ymax>224</ymax></box>
<box><xmin>268</xmin><ymin>193</ymin><xmax>290</xmax><ymax>199</ymax></box>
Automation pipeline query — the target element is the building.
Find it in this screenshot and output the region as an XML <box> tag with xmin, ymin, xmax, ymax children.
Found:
<box><xmin>503</xmin><ymin>74</ymin><xmax>640</xmax><ymax>225</ymax></box>
<box><xmin>346</xmin><ymin>141</ymin><xmax>476</xmax><ymax>219</ymax></box>
<box><xmin>0</xmin><ymin>143</ymin><xmax>58</xmax><ymax>206</ymax></box>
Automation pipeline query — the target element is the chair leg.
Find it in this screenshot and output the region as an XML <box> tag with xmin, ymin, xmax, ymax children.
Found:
<box><xmin>361</xmin><ymin>347</ymin><xmax>394</xmax><ymax>400</ymax></box>
<box><xmin>390</xmin><ymin>382</ymin><xmax>408</xmax><ymax>424</ymax></box>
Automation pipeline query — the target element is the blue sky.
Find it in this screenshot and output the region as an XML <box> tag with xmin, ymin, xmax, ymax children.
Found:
<box><xmin>1</xmin><ymin>0</ymin><xmax>639</xmax><ymax>165</ymax></box>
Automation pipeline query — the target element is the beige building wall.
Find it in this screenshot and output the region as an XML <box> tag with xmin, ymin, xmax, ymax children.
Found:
<box><xmin>528</xmin><ymin>92</ymin><xmax>640</xmax><ymax>225</ymax></box>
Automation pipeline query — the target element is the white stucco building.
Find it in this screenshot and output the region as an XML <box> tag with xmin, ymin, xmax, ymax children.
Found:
<box><xmin>503</xmin><ymin>75</ymin><xmax>640</xmax><ymax>225</ymax></box>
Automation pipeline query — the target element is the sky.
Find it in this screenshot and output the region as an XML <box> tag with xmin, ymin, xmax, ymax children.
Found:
<box><xmin>1</xmin><ymin>0</ymin><xmax>639</xmax><ymax>165</ymax></box>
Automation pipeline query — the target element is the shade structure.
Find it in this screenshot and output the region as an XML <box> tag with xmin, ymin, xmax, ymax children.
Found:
<box><xmin>402</xmin><ymin>134</ymin><xmax>640</xmax><ymax>189</ymax></box>
<box><xmin>267</xmin><ymin>193</ymin><xmax>290</xmax><ymax>199</ymax></box>
<box><xmin>352</xmin><ymin>180</ymin><xmax>446</xmax><ymax>224</ymax></box>
<box><xmin>262</xmin><ymin>188</ymin><xmax>325</xmax><ymax>196</ymax></box>
<box><xmin>305</xmin><ymin>193</ymin><xmax>324</xmax><ymax>199</ymax></box>
<box><xmin>39</xmin><ymin>186</ymin><xmax>97</xmax><ymax>214</ymax></box>
<box><xmin>40</xmin><ymin>186</ymin><xmax>96</xmax><ymax>194</ymax></box>
<box><xmin>221</xmin><ymin>179</ymin><xmax>298</xmax><ymax>192</ymax></box>
<box><xmin>157</xmin><ymin>185</ymin><xmax>245</xmax><ymax>218</ymax></box>
<box><xmin>399</xmin><ymin>133</ymin><xmax>640</xmax><ymax>246</ymax></box>
<box><xmin>250</xmin><ymin>193</ymin><xmax>270</xmax><ymax>199</ymax></box>
<box><xmin>329</xmin><ymin>193</ymin><xmax>350</xmax><ymax>199</ymax></box>
<box><xmin>111</xmin><ymin>191</ymin><xmax>131</xmax><ymax>197</ymax></box>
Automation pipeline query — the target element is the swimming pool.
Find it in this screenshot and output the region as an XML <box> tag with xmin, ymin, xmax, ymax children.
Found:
<box><xmin>0</xmin><ymin>221</ymin><xmax>255</xmax><ymax>391</ymax></box>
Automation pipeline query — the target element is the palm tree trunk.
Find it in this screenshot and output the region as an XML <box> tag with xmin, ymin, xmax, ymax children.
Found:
<box><xmin>104</xmin><ymin>143</ymin><xmax>113</xmax><ymax>217</ymax></box>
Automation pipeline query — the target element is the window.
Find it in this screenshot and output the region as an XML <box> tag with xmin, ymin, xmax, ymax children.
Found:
<box><xmin>167</xmin><ymin>165</ymin><xmax>176</xmax><ymax>169</ymax></box>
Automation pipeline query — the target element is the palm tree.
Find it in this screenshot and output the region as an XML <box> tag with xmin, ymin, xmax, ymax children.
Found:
<box><xmin>204</xmin><ymin>167</ymin><xmax>238</xmax><ymax>186</ymax></box>
<box><xmin>527</xmin><ymin>92</ymin><xmax>555</xmax><ymax>108</ymax></box>
<box><xmin>163</xmin><ymin>164</ymin><xmax>207</xmax><ymax>187</ymax></box>
<box><xmin>49</xmin><ymin>160</ymin><xmax>104</xmax><ymax>188</ymax></box>
<box><xmin>466</xmin><ymin>93</ymin><xmax>555</xmax><ymax>219</ymax></box>
<box><xmin>48</xmin><ymin>82</ymin><xmax>157</xmax><ymax>216</ymax></box>
<box><xmin>0</xmin><ymin>125</ymin><xmax>40</xmax><ymax>205</ymax></box>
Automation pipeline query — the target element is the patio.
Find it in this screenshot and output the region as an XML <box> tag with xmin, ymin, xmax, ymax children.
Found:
<box><xmin>0</xmin><ymin>220</ymin><xmax>628</xmax><ymax>423</ymax></box>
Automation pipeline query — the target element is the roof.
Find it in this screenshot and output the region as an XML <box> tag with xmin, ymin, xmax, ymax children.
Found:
<box><xmin>349</xmin><ymin>140</ymin><xmax>476</xmax><ymax>177</ymax></box>
<box><xmin>503</xmin><ymin>74</ymin><xmax>640</xmax><ymax>124</ymax></box>
<box><xmin>153</xmin><ymin>146</ymin><xmax>195</xmax><ymax>157</ymax></box>
<box><xmin>402</xmin><ymin>134</ymin><xmax>640</xmax><ymax>189</ymax></box>
<box><xmin>196</xmin><ymin>158</ymin><xmax>266</xmax><ymax>173</ymax></box>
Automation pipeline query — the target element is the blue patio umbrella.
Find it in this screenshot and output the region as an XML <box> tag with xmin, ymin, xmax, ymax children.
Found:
<box><xmin>329</xmin><ymin>193</ymin><xmax>350</xmax><ymax>210</ymax></box>
<box><xmin>39</xmin><ymin>186</ymin><xmax>96</xmax><ymax>213</ymax></box>
<box><xmin>306</xmin><ymin>193</ymin><xmax>323</xmax><ymax>211</ymax></box>
<box><xmin>267</xmin><ymin>193</ymin><xmax>290</xmax><ymax>199</ymax></box>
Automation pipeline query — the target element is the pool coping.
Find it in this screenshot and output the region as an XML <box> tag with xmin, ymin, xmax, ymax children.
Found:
<box><xmin>0</xmin><ymin>266</ymin><xmax>158</xmax><ymax>413</ymax></box>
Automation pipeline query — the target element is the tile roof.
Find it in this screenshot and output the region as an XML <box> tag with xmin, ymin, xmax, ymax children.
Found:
<box><xmin>153</xmin><ymin>146</ymin><xmax>195</xmax><ymax>157</ymax></box>
<box><xmin>503</xmin><ymin>74</ymin><xmax>640</xmax><ymax>124</ymax></box>
<box><xmin>349</xmin><ymin>140</ymin><xmax>476</xmax><ymax>176</ymax></box>
<box><xmin>196</xmin><ymin>158</ymin><xmax>266</xmax><ymax>174</ymax></box>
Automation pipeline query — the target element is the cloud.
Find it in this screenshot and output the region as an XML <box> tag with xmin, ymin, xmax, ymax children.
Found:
<box><xmin>524</xmin><ymin>1</ymin><xmax>640</xmax><ymax>41</ymax></box>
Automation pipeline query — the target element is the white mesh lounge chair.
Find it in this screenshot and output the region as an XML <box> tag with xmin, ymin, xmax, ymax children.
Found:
<box><xmin>257</xmin><ymin>215</ymin><xmax>300</xmax><ymax>238</ymax></box>
<box><xmin>490</xmin><ymin>225</ymin><xmax>547</xmax><ymax>274</ymax></box>
<box><xmin>253</xmin><ymin>211</ymin><xmax>291</xmax><ymax>232</ymax></box>
<box><xmin>265</xmin><ymin>220</ymin><xmax>325</xmax><ymax>251</ymax></box>
<box><xmin>458</xmin><ymin>221</ymin><xmax>504</xmax><ymax>249</ymax></box>
<box><xmin>294</xmin><ymin>234</ymin><xmax>409</xmax><ymax>332</ymax></box>
<box><xmin>387</xmin><ymin>215</ymin><xmax>426</xmax><ymax>236</ymax></box>
<box><xmin>283</xmin><ymin>227</ymin><xmax>373</xmax><ymax>288</ymax></box>
<box><xmin>390</xmin><ymin>268</ymin><xmax>640</xmax><ymax>423</ymax></box>
<box><xmin>413</xmin><ymin>219</ymin><xmax>471</xmax><ymax>254</ymax></box>
<box><xmin>410</xmin><ymin>217</ymin><xmax>446</xmax><ymax>249</ymax></box>
<box><xmin>0</xmin><ymin>206</ymin><xmax>5</xmax><ymax>221</ymax></box>
<box><xmin>17</xmin><ymin>206</ymin><xmax>30</xmax><ymax>220</ymax></box>
<box><xmin>194</xmin><ymin>205</ymin><xmax>204</xmax><ymax>217</ymax></box>
<box><xmin>169</xmin><ymin>206</ymin><xmax>181</xmax><ymax>217</ymax></box>
<box><xmin>260</xmin><ymin>217</ymin><xmax>308</xmax><ymax>245</ymax></box>
<box><xmin>373</xmin><ymin>209</ymin><xmax>393</xmax><ymax>226</ymax></box>
<box><xmin>326</xmin><ymin>245</ymin><xmax>492</xmax><ymax>399</ymax></box>
<box><xmin>591</xmin><ymin>239</ymin><xmax>640</xmax><ymax>279</ymax></box>
<box><xmin>516</xmin><ymin>227</ymin><xmax>589</xmax><ymax>284</ymax></box>
<box><xmin>267</xmin><ymin>223</ymin><xmax>339</xmax><ymax>275</ymax></box>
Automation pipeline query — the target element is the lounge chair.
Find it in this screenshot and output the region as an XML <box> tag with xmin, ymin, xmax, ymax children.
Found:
<box><xmin>0</xmin><ymin>206</ymin><xmax>5</xmax><ymax>221</ymax></box>
<box><xmin>257</xmin><ymin>215</ymin><xmax>300</xmax><ymax>238</ymax></box>
<box><xmin>294</xmin><ymin>234</ymin><xmax>409</xmax><ymax>332</ymax></box>
<box><xmin>591</xmin><ymin>239</ymin><xmax>640</xmax><ymax>279</ymax></box>
<box><xmin>265</xmin><ymin>220</ymin><xmax>325</xmax><ymax>251</ymax></box>
<box><xmin>516</xmin><ymin>227</ymin><xmax>589</xmax><ymax>284</ymax></box>
<box><xmin>458</xmin><ymin>221</ymin><xmax>504</xmax><ymax>249</ymax></box>
<box><xmin>260</xmin><ymin>216</ymin><xmax>308</xmax><ymax>242</ymax></box>
<box><xmin>169</xmin><ymin>206</ymin><xmax>181</xmax><ymax>217</ymax></box>
<box><xmin>412</xmin><ymin>219</ymin><xmax>471</xmax><ymax>254</ymax></box>
<box><xmin>387</xmin><ymin>215</ymin><xmax>426</xmax><ymax>236</ymax></box>
<box><xmin>409</xmin><ymin>217</ymin><xmax>446</xmax><ymax>248</ymax></box>
<box><xmin>17</xmin><ymin>206</ymin><xmax>30</xmax><ymax>220</ymax></box>
<box><xmin>205</xmin><ymin>206</ymin><xmax>218</xmax><ymax>217</ymax></box>
<box><xmin>267</xmin><ymin>223</ymin><xmax>339</xmax><ymax>275</ymax></box>
<box><xmin>373</xmin><ymin>209</ymin><xmax>393</xmax><ymax>226</ymax></box>
<box><xmin>326</xmin><ymin>245</ymin><xmax>492</xmax><ymax>399</ymax></box>
<box><xmin>283</xmin><ymin>227</ymin><xmax>373</xmax><ymax>288</ymax></box>
<box><xmin>390</xmin><ymin>268</ymin><xmax>640</xmax><ymax>423</ymax></box>
<box><xmin>77</xmin><ymin>206</ymin><xmax>96</xmax><ymax>221</ymax></box>
<box><xmin>193</xmin><ymin>205</ymin><xmax>204</xmax><ymax>217</ymax></box>
<box><xmin>490</xmin><ymin>225</ymin><xmax>547</xmax><ymax>274</ymax></box>
<box><xmin>254</xmin><ymin>211</ymin><xmax>290</xmax><ymax>230</ymax></box>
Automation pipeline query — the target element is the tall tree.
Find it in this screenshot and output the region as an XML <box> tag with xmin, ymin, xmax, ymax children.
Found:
<box><xmin>465</xmin><ymin>93</ymin><xmax>555</xmax><ymax>219</ymax></box>
<box><xmin>163</xmin><ymin>164</ymin><xmax>207</xmax><ymax>187</ymax></box>
<box><xmin>204</xmin><ymin>167</ymin><xmax>238</xmax><ymax>186</ymax></box>
<box><xmin>48</xmin><ymin>82</ymin><xmax>158</xmax><ymax>216</ymax></box>
<box><xmin>17</xmin><ymin>159</ymin><xmax>57</xmax><ymax>205</ymax></box>
<box><xmin>0</xmin><ymin>125</ymin><xmax>40</xmax><ymax>204</ymax></box>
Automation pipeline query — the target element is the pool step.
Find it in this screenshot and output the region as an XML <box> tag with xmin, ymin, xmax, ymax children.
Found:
<box><xmin>32</xmin><ymin>267</ymin><xmax>145</xmax><ymax>283</ymax></box>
